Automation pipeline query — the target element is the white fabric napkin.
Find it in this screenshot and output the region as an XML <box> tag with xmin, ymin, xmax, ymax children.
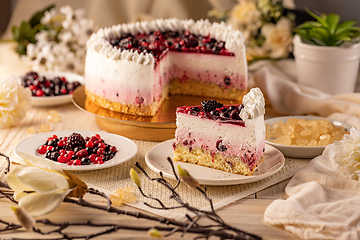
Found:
<box><xmin>264</xmin><ymin>144</ymin><xmax>360</xmax><ymax>240</ymax></box>
<box><xmin>251</xmin><ymin>59</ymin><xmax>360</xmax><ymax>130</ymax></box>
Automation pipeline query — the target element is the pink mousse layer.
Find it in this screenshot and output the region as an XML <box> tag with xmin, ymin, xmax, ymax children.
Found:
<box><xmin>175</xmin><ymin>127</ymin><xmax>265</xmax><ymax>169</ymax></box>
<box><xmin>86</xmin><ymin>52</ymin><xmax>246</xmax><ymax>106</ymax></box>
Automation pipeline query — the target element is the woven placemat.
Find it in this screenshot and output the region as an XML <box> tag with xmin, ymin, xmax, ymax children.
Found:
<box><xmin>75</xmin><ymin>140</ymin><xmax>310</xmax><ymax>221</ymax></box>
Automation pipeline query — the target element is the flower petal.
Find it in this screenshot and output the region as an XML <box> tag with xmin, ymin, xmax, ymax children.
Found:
<box><xmin>6</xmin><ymin>166</ymin><xmax>35</xmax><ymax>194</ymax></box>
<box><xmin>10</xmin><ymin>165</ymin><xmax>70</xmax><ymax>195</ymax></box>
<box><xmin>16</xmin><ymin>152</ymin><xmax>65</xmax><ymax>173</ymax></box>
<box><xmin>18</xmin><ymin>189</ymin><xmax>70</xmax><ymax>217</ymax></box>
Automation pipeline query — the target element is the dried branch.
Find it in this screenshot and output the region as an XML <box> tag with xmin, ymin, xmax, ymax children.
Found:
<box><xmin>0</xmin><ymin>152</ymin><xmax>261</xmax><ymax>240</ymax></box>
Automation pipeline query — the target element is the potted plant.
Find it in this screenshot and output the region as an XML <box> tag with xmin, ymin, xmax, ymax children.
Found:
<box><xmin>293</xmin><ymin>9</ymin><xmax>360</xmax><ymax>95</ymax></box>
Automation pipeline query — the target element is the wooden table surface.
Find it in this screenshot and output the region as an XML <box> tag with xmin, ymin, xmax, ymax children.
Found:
<box><xmin>0</xmin><ymin>41</ymin><xmax>301</xmax><ymax>239</ymax></box>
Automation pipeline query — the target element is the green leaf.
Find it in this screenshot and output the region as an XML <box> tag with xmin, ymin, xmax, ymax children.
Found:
<box><xmin>325</xmin><ymin>13</ymin><xmax>340</xmax><ymax>35</ymax></box>
<box><xmin>335</xmin><ymin>20</ymin><xmax>358</xmax><ymax>35</ymax></box>
<box><xmin>29</xmin><ymin>4</ymin><xmax>55</xmax><ymax>27</ymax></box>
<box><xmin>309</xmin><ymin>28</ymin><xmax>329</xmax><ymax>45</ymax></box>
<box><xmin>296</xmin><ymin>21</ymin><xmax>322</xmax><ymax>30</ymax></box>
<box><xmin>15</xmin><ymin>42</ymin><xmax>27</xmax><ymax>55</ymax></box>
<box><xmin>305</xmin><ymin>8</ymin><xmax>329</xmax><ymax>28</ymax></box>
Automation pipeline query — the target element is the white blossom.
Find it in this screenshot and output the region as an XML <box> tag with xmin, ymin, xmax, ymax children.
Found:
<box><xmin>0</xmin><ymin>75</ymin><xmax>31</xmax><ymax>128</ymax></box>
<box><xmin>31</xmin><ymin>44</ymin><xmax>57</xmax><ymax>72</ymax></box>
<box><xmin>227</xmin><ymin>0</ymin><xmax>262</xmax><ymax>43</ymax></box>
<box><xmin>23</xmin><ymin>5</ymin><xmax>96</xmax><ymax>74</ymax></box>
<box><xmin>261</xmin><ymin>17</ymin><xmax>293</xmax><ymax>59</ymax></box>
<box><xmin>334</xmin><ymin>128</ymin><xmax>360</xmax><ymax>180</ymax></box>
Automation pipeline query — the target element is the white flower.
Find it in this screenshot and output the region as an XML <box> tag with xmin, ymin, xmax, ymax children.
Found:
<box><xmin>227</xmin><ymin>0</ymin><xmax>262</xmax><ymax>42</ymax></box>
<box><xmin>31</xmin><ymin>44</ymin><xmax>57</xmax><ymax>72</ymax></box>
<box><xmin>261</xmin><ymin>17</ymin><xmax>293</xmax><ymax>58</ymax></box>
<box><xmin>6</xmin><ymin>152</ymin><xmax>87</xmax><ymax>217</ymax></box>
<box><xmin>60</xmin><ymin>5</ymin><xmax>86</xmax><ymax>30</ymax></box>
<box><xmin>71</xmin><ymin>18</ymin><xmax>95</xmax><ymax>46</ymax></box>
<box><xmin>0</xmin><ymin>75</ymin><xmax>31</xmax><ymax>128</ymax></box>
<box><xmin>40</xmin><ymin>8</ymin><xmax>57</xmax><ymax>24</ymax></box>
<box><xmin>22</xmin><ymin>5</ymin><xmax>95</xmax><ymax>74</ymax></box>
<box><xmin>334</xmin><ymin>128</ymin><xmax>360</xmax><ymax>180</ymax></box>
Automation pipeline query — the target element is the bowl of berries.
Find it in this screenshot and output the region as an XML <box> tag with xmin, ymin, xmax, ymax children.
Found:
<box><xmin>14</xmin><ymin>130</ymin><xmax>138</xmax><ymax>171</ymax></box>
<box><xmin>21</xmin><ymin>71</ymin><xmax>84</xmax><ymax>107</ymax></box>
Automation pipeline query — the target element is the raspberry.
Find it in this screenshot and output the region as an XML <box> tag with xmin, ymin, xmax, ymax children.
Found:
<box><xmin>76</xmin><ymin>149</ymin><xmax>88</xmax><ymax>158</ymax></box>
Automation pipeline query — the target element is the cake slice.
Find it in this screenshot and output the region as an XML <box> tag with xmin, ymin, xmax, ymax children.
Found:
<box><xmin>173</xmin><ymin>88</ymin><xmax>265</xmax><ymax>175</ymax></box>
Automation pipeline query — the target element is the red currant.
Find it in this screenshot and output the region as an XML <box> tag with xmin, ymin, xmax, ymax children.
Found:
<box><xmin>35</xmin><ymin>89</ymin><xmax>44</xmax><ymax>97</ymax></box>
<box><xmin>37</xmin><ymin>145</ymin><xmax>47</xmax><ymax>154</ymax></box>
<box><xmin>97</xmin><ymin>148</ymin><xmax>105</xmax><ymax>155</ymax></box>
<box><xmin>85</xmin><ymin>141</ymin><xmax>94</xmax><ymax>148</ymax></box>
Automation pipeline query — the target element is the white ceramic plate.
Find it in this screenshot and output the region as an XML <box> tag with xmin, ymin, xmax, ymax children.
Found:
<box><xmin>145</xmin><ymin>139</ymin><xmax>285</xmax><ymax>186</ymax></box>
<box><xmin>14</xmin><ymin>130</ymin><xmax>138</xmax><ymax>171</ymax></box>
<box><xmin>28</xmin><ymin>71</ymin><xmax>84</xmax><ymax>107</ymax></box>
<box><xmin>265</xmin><ymin>115</ymin><xmax>352</xmax><ymax>158</ymax></box>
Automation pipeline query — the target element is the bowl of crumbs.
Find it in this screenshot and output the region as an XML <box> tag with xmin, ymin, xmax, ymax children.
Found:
<box><xmin>265</xmin><ymin>115</ymin><xmax>351</xmax><ymax>158</ymax></box>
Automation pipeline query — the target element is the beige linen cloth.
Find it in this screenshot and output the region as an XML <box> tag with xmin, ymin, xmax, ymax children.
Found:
<box><xmin>253</xmin><ymin>60</ymin><xmax>360</xmax><ymax>239</ymax></box>
<box><xmin>264</xmin><ymin>144</ymin><xmax>360</xmax><ymax>240</ymax></box>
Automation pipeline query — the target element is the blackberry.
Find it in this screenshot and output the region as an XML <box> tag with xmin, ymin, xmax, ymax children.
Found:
<box><xmin>210</xmin><ymin>110</ymin><xmax>220</xmax><ymax>116</ymax></box>
<box><xmin>201</xmin><ymin>100</ymin><xmax>223</xmax><ymax>112</ymax></box>
<box><xmin>66</xmin><ymin>133</ymin><xmax>85</xmax><ymax>150</ymax></box>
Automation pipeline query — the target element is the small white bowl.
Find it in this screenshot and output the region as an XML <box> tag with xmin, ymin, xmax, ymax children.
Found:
<box><xmin>28</xmin><ymin>71</ymin><xmax>84</xmax><ymax>107</ymax></box>
<box><xmin>265</xmin><ymin>115</ymin><xmax>352</xmax><ymax>158</ymax></box>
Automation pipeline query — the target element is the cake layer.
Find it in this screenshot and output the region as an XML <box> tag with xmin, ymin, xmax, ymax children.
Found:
<box><xmin>173</xmin><ymin>144</ymin><xmax>264</xmax><ymax>175</ymax></box>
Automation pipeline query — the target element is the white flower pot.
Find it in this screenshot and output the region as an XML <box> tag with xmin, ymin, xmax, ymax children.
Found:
<box><xmin>293</xmin><ymin>35</ymin><xmax>360</xmax><ymax>95</ymax></box>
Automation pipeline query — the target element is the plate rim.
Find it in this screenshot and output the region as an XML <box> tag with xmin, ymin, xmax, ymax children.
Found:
<box><xmin>14</xmin><ymin>130</ymin><xmax>138</xmax><ymax>171</ymax></box>
<box><xmin>145</xmin><ymin>139</ymin><xmax>285</xmax><ymax>186</ymax></box>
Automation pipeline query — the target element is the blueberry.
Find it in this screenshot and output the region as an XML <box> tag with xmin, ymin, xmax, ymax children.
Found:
<box><xmin>224</xmin><ymin>77</ymin><xmax>231</xmax><ymax>86</ymax></box>
<box><xmin>216</xmin><ymin>140</ymin><xmax>227</xmax><ymax>152</ymax></box>
<box><xmin>81</xmin><ymin>157</ymin><xmax>91</xmax><ymax>165</ymax></box>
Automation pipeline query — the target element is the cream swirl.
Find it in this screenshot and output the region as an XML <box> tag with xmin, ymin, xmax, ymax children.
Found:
<box><xmin>240</xmin><ymin>87</ymin><xmax>265</xmax><ymax>120</ymax></box>
<box><xmin>86</xmin><ymin>18</ymin><xmax>245</xmax><ymax>65</ymax></box>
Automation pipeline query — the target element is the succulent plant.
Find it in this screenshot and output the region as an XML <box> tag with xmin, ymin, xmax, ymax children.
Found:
<box><xmin>295</xmin><ymin>8</ymin><xmax>360</xmax><ymax>46</ymax></box>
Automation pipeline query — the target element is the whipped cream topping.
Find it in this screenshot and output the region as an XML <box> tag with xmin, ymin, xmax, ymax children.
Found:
<box><xmin>240</xmin><ymin>87</ymin><xmax>265</xmax><ymax>120</ymax></box>
<box><xmin>86</xmin><ymin>18</ymin><xmax>245</xmax><ymax>65</ymax></box>
<box><xmin>334</xmin><ymin>128</ymin><xmax>360</xmax><ymax>180</ymax></box>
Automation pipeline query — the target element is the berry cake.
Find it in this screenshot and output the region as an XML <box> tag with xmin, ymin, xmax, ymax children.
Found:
<box><xmin>85</xmin><ymin>18</ymin><xmax>247</xmax><ymax>116</ymax></box>
<box><xmin>173</xmin><ymin>88</ymin><xmax>265</xmax><ymax>176</ymax></box>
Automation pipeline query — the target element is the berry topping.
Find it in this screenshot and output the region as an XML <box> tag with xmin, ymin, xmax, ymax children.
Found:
<box><xmin>177</xmin><ymin>101</ymin><xmax>245</xmax><ymax>126</ymax></box>
<box><xmin>108</xmin><ymin>30</ymin><xmax>234</xmax><ymax>61</ymax></box>
<box><xmin>201</xmin><ymin>100</ymin><xmax>223</xmax><ymax>112</ymax></box>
